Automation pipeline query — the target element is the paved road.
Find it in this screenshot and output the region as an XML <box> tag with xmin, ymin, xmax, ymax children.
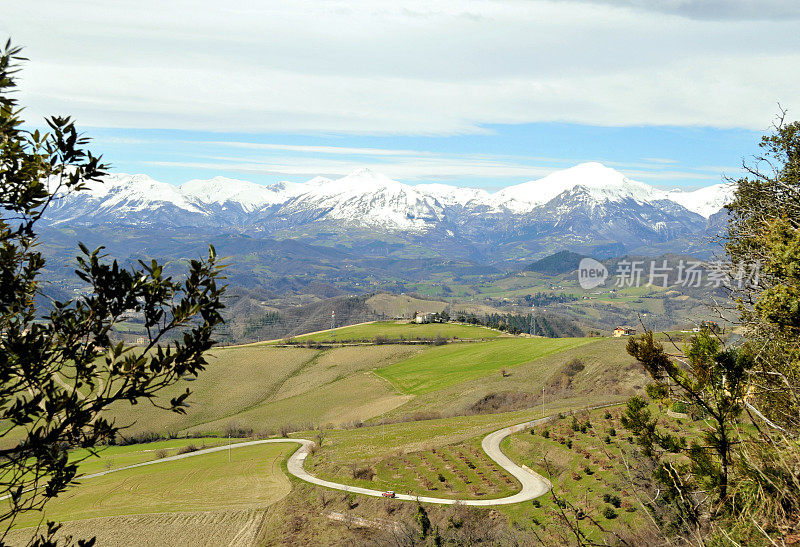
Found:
<box><xmin>286</xmin><ymin>417</ymin><xmax>553</xmax><ymax>505</ymax></box>
<box><xmin>51</xmin><ymin>417</ymin><xmax>554</xmax><ymax>506</ymax></box>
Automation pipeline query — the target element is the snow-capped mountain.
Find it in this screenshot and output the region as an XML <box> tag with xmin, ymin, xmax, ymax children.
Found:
<box><xmin>181</xmin><ymin>176</ymin><xmax>286</xmax><ymax>213</ymax></box>
<box><xmin>492</xmin><ymin>162</ymin><xmax>669</xmax><ymax>212</ymax></box>
<box><xmin>277</xmin><ymin>168</ymin><xmax>445</xmax><ymax>232</ymax></box>
<box><xmin>46</xmin><ymin>173</ymin><xmax>208</xmax><ymax>226</ymax></box>
<box><xmin>415</xmin><ymin>183</ymin><xmax>493</xmax><ymax>209</ymax></box>
<box><xmin>42</xmin><ymin>163</ymin><xmax>734</xmax><ymax>256</ymax></box>
<box><xmin>667</xmin><ymin>183</ymin><xmax>735</xmax><ymax>218</ymax></box>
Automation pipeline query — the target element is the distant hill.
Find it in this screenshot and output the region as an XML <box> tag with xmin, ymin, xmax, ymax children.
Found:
<box><xmin>526</xmin><ymin>250</ymin><xmax>587</xmax><ymax>275</ymax></box>
<box><xmin>228</xmin><ymin>293</ymin><xmax>387</xmax><ymax>343</ymax></box>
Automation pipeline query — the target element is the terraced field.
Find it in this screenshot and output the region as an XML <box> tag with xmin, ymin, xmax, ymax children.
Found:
<box><xmin>317</xmin><ymin>436</ymin><xmax>521</xmax><ymax>500</ymax></box>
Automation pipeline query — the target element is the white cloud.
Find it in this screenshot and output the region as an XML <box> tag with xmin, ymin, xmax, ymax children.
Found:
<box><xmin>144</xmin><ymin>153</ymin><xmax>721</xmax><ymax>184</ymax></box>
<box><xmin>561</xmin><ymin>0</ymin><xmax>800</xmax><ymax>20</ymax></box>
<box><xmin>4</xmin><ymin>0</ymin><xmax>799</xmax><ymax>134</ymax></box>
<box><xmin>193</xmin><ymin>142</ymin><xmax>434</xmax><ymax>157</ymax></box>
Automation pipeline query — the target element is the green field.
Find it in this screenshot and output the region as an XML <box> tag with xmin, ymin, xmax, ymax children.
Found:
<box><xmin>375</xmin><ymin>337</ymin><xmax>595</xmax><ymax>394</ymax></box>
<box><xmin>11</xmin><ymin>441</ymin><xmax>294</xmax><ymax>533</ymax></box>
<box><xmin>289</xmin><ymin>320</ymin><xmax>502</xmax><ymax>342</ymax></box>
<box><xmin>101</xmin><ymin>324</ymin><xmax>617</xmax><ymax>437</ymax></box>
<box><xmin>69</xmin><ymin>438</ymin><xmax>229</xmax><ymax>475</ymax></box>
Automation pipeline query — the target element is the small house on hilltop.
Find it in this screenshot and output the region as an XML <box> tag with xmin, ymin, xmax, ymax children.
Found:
<box><xmin>613</xmin><ymin>326</ymin><xmax>636</xmax><ymax>337</ymax></box>
<box><xmin>414</xmin><ymin>312</ymin><xmax>436</xmax><ymax>324</ymax></box>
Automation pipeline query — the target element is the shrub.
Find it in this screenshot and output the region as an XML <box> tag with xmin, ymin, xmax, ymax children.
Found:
<box><xmin>604</xmin><ymin>435</ymin><xmax>611</xmax><ymax>444</ymax></box>
<box><xmin>602</xmin><ymin>493</ymin><xmax>621</xmax><ymax>508</ymax></box>
<box><xmin>177</xmin><ymin>444</ymin><xmax>199</xmax><ymax>455</ymax></box>
<box><xmin>224</xmin><ymin>421</ymin><xmax>253</xmax><ymax>438</ymax></box>
<box><xmin>154</xmin><ymin>449</ymin><xmax>169</xmax><ymax>459</ymax></box>
<box><xmin>672</xmin><ymin>400</ymin><xmax>688</xmax><ymax>413</ymax></box>
<box><xmin>564</xmin><ymin>358</ymin><xmax>585</xmax><ymax>376</ymax></box>
<box><xmin>602</xmin><ymin>506</ymin><xmax>618</xmax><ymax>519</ymax></box>
<box><xmin>351</xmin><ymin>464</ymin><xmax>376</xmax><ymax>481</ymax></box>
<box><xmin>608</xmin><ymin>427</ymin><xmax>616</xmax><ymax>437</ymax></box>
<box><xmin>438</xmin><ymin>473</ymin><xmax>446</xmax><ymax>482</ymax></box>
<box><xmin>408</xmin><ymin>411</ymin><xmax>442</xmax><ymax>422</ymax></box>
<box><xmin>542</xmin><ymin>430</ymin><xmax>550</xmax><ymax>438</ymax></box>
<box><xmin>118</xmin><ymin>431</ymin><xmax>163</xmax><ymax>446</ymax></box>
<box><xmin>466</xmin><ymin>391</ymin><xmax>536</xmax><ymax>415</ymax></box>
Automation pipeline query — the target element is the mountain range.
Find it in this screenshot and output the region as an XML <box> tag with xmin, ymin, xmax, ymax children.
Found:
<box><xmin>44</xmin><ymin>162</ymin><xmax>734</xmax><ymax>262</ymax></box>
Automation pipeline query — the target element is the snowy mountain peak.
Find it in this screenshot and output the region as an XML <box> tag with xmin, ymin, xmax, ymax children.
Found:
<box><xmin>336</xmin><ymin>167</ymin><xmax>400</xmax><ymax>189</ymax></box>
<box><xmin>492</xmin><ymin>162</ymin><xmax>667</xmax><ymax>212</ymax></box>
<box><xmin>42</xmin><ymin>163</ymin><xmax>733</xmax><ymax>234</ymax></box>
<box><xmin>180</xmin><ymin>176</ymin><xmax>283</xmax><ymax>211</ymax></box>
<box><xmin>667</xmin><ymin>182</ymin><xmax>735</xmax><ymax>218</ymax></box>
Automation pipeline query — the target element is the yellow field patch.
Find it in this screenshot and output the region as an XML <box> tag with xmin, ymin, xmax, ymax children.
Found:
<box><xmin>273</xmin><ymin>344</ymin><xmax>425</xmax><ymax>401</ymax></box>
<box><xmin>195</xmin><ymin>372</ymin><xmax>411</xmax><ymax>432</ymax></box>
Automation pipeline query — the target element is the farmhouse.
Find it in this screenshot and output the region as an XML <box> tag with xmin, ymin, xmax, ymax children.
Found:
<box><xmin>613</xmin><ymin>326</ymin><xmax>636</xmax><ymax>337</ymax></box>
<box><xmin>414</xmin><ymin>312</ymin><xmax>436</xmax><ymax>324</ymax></box>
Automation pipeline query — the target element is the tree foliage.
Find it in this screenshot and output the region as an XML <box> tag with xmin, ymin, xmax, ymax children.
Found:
<box><xmin>617</xmin><ymin>113</ymin><xmax>800</xmax><ymax>545</ymax></box>
<box><xmin>725</xmin><ymin>111</ymin><xmax>800</xmax><ymax>430</ymax></box>
<box><xmin>0</xmin><ymin>41</ymin><xmax>225</xmax><ymax>541</ymax></box>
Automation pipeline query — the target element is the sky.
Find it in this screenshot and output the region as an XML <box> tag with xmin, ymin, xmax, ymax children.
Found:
<box><xmin>4</xmin><ymin>0</ymin><xmax>799</xmax><ymax>190</ymax></box>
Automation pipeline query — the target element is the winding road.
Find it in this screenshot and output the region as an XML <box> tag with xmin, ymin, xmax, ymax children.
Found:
<box><xmin>74</xmin><ymin>416</ymin><xmax>554</xmax><ymax>506</ymax></box>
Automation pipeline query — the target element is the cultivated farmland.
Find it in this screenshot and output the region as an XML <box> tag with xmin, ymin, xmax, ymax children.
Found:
<box><xmin>13</xmin><ymin>322</ymin><xmax>654</xmax><ymax>545</ymax></box>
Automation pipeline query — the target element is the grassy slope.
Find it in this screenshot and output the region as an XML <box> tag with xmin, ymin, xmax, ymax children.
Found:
<box><xmin>104</xmin><ymin>344</ymin><xmax>421</xmax><ymax>436</ymax></box>
<box><xmin>290</xmin><ymin>320</ymin><xmax>502</xmax><ymax>342</ymax></box>
<box><xmin>376</xmin><ymin>337</ymin><xmax>594</xmax><ymax>395</ymax></box>
<box><xmin>305</xmin><ymin>396</ymin><xmax>627</xmax><ymax>471</ymax></box>
<box><xmin>104</xmin><ymin>345</ymin><xmax>320</xmax><ymax>435</ymax></box>
<box><xmin>12</xmin><ymin>442</ymin><xmax>294</xmax><ymax>530</ymax></box>
<box><xmin>70</xmin><ymin>438</ymin><xmax>229</xmax><ymax>475</ymax></box>
<box><xmin>100</xmin><ymin>327</ymin><xmax>645</xmax><ymax>439</ymax></box>
<box><xmin>107</xmin><ymin>325</ymin><xmax>597</xmax><ymax>436</ymax></box>
<box><xmin>376</xmin><ymin>336</ymin><xmax>645</xmax><ymax>421</ymax></box>
<box><xmin>6</xmin><ymin>323</ymin><xmax>654</xmax><ymax>544</ymax></box>
<box><xmin>365</xmin><ymin>293</ymin><xmax>447</xmax><ymax>318</ymax></box>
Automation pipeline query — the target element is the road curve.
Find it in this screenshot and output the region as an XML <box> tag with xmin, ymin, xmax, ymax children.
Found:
<box><xmin>286</xmin><ymin>416</ymin><xmax>553</xmax><ymax>506</ymax></box>
<box><xmin>61</xmin><ymin>416</ymin><xmax>554</xmax><ymax>506</ymax></box>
